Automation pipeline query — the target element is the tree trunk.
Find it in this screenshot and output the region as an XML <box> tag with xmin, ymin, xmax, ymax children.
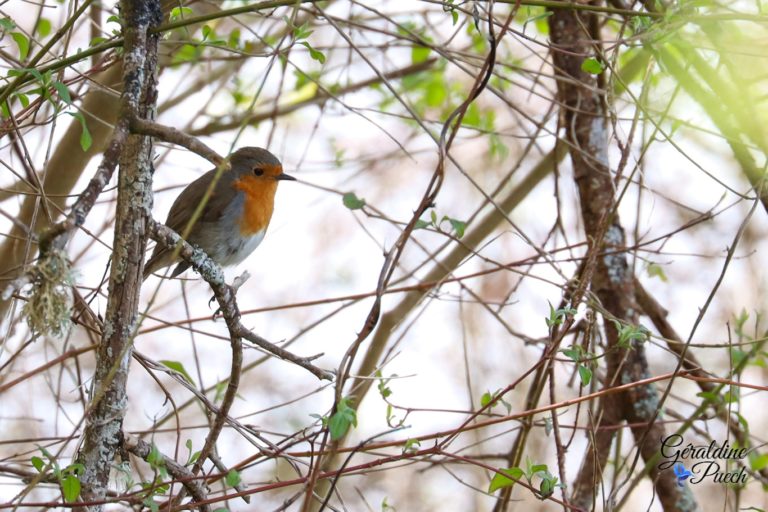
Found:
<box><xmin>76</xmin><ymin>1</ymin><xmax>161</xmax><ymax>509</ymax></box>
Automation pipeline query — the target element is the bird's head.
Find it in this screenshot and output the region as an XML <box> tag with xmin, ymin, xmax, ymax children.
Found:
<box><xmin>229</xmin><ymin>147</ymin><xmax>296</xmax><ymax>183</ymax></box>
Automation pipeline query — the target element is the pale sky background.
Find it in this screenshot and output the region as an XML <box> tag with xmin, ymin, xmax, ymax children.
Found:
<box><xmin>1</xmin><ymin>1</ymin><xmax>767</xmax><ymax>510</ymax></box>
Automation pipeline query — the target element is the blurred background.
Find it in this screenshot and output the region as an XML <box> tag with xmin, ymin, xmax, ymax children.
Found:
<box><xmin>1</xmin><ymin>0</ymin><xmax>767</xmax><ymax>510</ymax></box>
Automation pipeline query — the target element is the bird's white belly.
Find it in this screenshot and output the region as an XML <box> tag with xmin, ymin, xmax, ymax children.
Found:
<box><xmin>218</xmin><ymin>229</ymin><xmax>266</xmax><ymax>266</ymax></box>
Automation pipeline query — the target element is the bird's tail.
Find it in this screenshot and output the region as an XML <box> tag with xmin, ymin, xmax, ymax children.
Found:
<box><xmin>143</xmin><ymin>248</ymin><xmax>188</xmax><ymax>281</ymax></box>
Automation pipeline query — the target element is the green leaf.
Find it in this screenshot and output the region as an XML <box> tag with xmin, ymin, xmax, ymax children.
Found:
<box><xmin>403</xmin><ymin>438</ymin><xmax>420</xmax><ymax>453</ymax></box>
<box><xmin>749</xmin><ymin>452</ymin><xmax>768</xmax><ymax>471</ymax></box>
<box><xmin>489</xmin><ymin>133</ymin><xmax>508</xmax><ymax>161</ymax></box>
<box><xmin>342</xmin><ymin>192</ymin><xmax>365</xmax><ymax>210</ymax></box>
<box><xmin>15</xmin><ymin>93</ymin><xmax>29</xmax><ymax>108</ymax></box>
<box><xmin>8</xmin><ymin>67</ymin><xmax>43</xmax><ymax>83</ymax></box>
<box><xmin>171</xmin><ymin>43</ymin><xmax>200</xmax><ymax>65</ymax></box>
<box><xmin>731</xmin><ymin>347</ymin><xmax>748</xmax><ymax>368</ymax></box>
<box><xmin>214</xmin><ymin>380</ymin><xmax>227</xmax><ymax>403</ymax></box>
<box><xmin>143</xmin><ymin>497</ymin><xmax>159</xmax><ymax>512</ymax></box>
<box><xmin>0</xmin><ymin>17</ymin><xmax>15</xmax><ymax>31</ymax></box>
<box><xmin>581</xmin><ymin>57</ymin><xmax>605</xmax><ymax>75</ymax></box>
<box><xmin>612</xmin><ymin>320</ymin><xmax>650</xmax><ymax>348</ymax></box>
<box><xmin>488</xmin><ymin>467</ymin><xmax>524</xmax><ymax>493</ymax></box>
<box><xmin>309</xmin><ymin>412</ymin><xmax>329</xmax><ymax>427</ymax></box>
<box><xmin>646</xmin><ymin>262</ymin><xmax>668</xmax><ymax>282</ymax></box>
<box><xmin>696</xmin><ymin>390</ymin><xmax>721</xmax><ymax>403</ymax></box>
<box><xmin>480</xmin><ymin>390</ymin><xmax>494</xmax><ymax>408</ymax></box>
<box><xmin>37</xmin><ymin>445</ymin><xmax>54</xmax><ymax>461</ymax></box>
<box><xmin>462</xmin><ymin>103</ymin><xmax>481</xmax><ymax>127</ymax></box>
<box><xmin>227</xmin><ymin>29</ymin><xmax>241</xmax><ymax>49</ymax></box>
<box><xmin>213</xmin><ymin>509</ymin><xmax>230</xmax><ymax>512</ymax></box>
<box><xmin>734</xmin><ymin>308</ymin><xmax>750</xmax><ymax>337</ymax></box>
<box><xmin>411</xmin><ymin>45</ymin><xmax>430</xmax><ymax>64</ymax></box>
<box><xmin>414</xmin><ymin>219</ymin><xmax>430</xmax><ymax>230</ymax></box>
<box><xmin>328</xmin><ymin>397</ymin><xmax>357</xmax><ymax>440</ymax></box>
<box><xmin>525</xmin><ymin>10</ymin><xmax>553</xmax><ymax>35</ymax></box>
<box><xmin>631</xmin><ymin>15</ymin><xmax>653</xmax><ymax>34</ymax></box>
<box><xmin>184</xmin><ymin>439</ymin><xmax>201</xmax><ymax>466</ymax></box>
<box><xmin>65</xmin><ymin>463</ymin><xmax>84</xmax><ymax>475</ymax></box>
<box><xmin>147</xmin><ymin>443</ymin><xmax>163</xmax><ymax>468</ymax></box>
<box><xmin>159</xmin><ymin>360</ymin><xmax>195</xmax><ymax>384</ymax></box>
<box><xmin>448</xmin><ymin>218</ymin><xmax>466</xmax><ymax>238</ymax></box>
<box><xmin>300</xmin><ymin>41</ymin><xmax>325</xmax><ymax>64</ymax></box>
<box><xmin>61</xmin><ymin>474</ymin><xmax>81</xmax><ymax>502</ymax></box>
<box><xmin>67</xmin><ymin>112</ymin><xmax>92</xmax><ymax>151</ymax></box>
<box><xmin>225</xmin><ymin>469</ymin><xmax>241</xmax><ymax>488</ymax></box>
<box><xmin>31</xmin><ymin>456</ymin><xmax>45</xmax><ymax>472</ymax></box>
<box><xmin>560</xmin><ymin>346</ymin><xmax>581</xmax><ymax>361</ymax></box>
<box><xmin>578</xmin><ymin>365</ymin><xmax>592</xmax><ymax>386</ymax></box>
<box><xmin>291</xmin><ymin>20</ymin><xmax>313</xmax><ymax>40</ymax></box>
<box><xmin>451</xmin><ymin>10</ymin><xmax>459</xmax><ymax>25</ymax></box>
<box><xmin>11</xmin><ymin>32</ymin><xmax>29</xmax><ymax>61</ymax></box>
<box><xmin>36</xmin><ymin>18</ymin><xmax>52</xmax><ymax>38</ymax></box>
<box><xmin>425</xmin><ymin>79</ymin><xmax>446</xmax><ymax>107</ymax></box>
<box><xmin>377</xmin><ymin>372</ymin><xmax>392</xmax><ymax>398</ymax></box>
<box><xmin>539</xmin><ymin>474</ymin><xmax>558</xmax><ymax>498</ymax></box>
<box><xmin>169</xmin><ymin>6</ymin><xmax>193</xmax><ymax>21</ymax></box>
<box><xmin>545</xmin><ymin>302</ymin><xmax>559</xmax><ymax>328</ymax></box>
<box><xmin>53</xmin><ymin>81</ymin><xmax>71</xmax><ymax>105</ymax></box>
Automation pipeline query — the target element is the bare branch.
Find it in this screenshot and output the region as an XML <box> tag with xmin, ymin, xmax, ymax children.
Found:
<box><xmin>123</xmin><ymin>435</ymin><xmax>212</xmax><ymax>512</ymax></box>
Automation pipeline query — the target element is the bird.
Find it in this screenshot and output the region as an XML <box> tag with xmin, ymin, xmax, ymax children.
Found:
<box><xmin>143</xmin><ymin>147</ymin><xmax>295</xmax><ymax>280</ymax></box>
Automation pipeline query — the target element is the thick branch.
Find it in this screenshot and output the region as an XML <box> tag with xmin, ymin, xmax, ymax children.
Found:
<box><xmin>76</xmin><ymin>1</ymin><xmax>162</xmax><ymax>509</ymax></box>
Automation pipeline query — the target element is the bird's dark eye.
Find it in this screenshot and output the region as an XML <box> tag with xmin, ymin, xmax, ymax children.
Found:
<box><xmin>253</xmin><ymin>168</ymin><xmax>264</xmax><ymax>176</ymax></box>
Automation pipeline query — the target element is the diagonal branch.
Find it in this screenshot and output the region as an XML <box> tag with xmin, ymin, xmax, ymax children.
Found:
<box><xmin>148</xmin><ymin>220</ymin><xmax>333</xmax><ymax>382</ymax></box>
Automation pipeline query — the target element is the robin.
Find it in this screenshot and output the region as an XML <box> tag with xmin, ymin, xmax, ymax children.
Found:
<box><xmin>143</xmin><ymin>147</ymin><xmax>296</xmax><ymax>280</ymax></box>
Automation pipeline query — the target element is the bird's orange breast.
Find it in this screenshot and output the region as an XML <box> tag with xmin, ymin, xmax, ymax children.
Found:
<box><xmin>232</xmin><ymin>176</ymin><xmax>278</xmax><ymax>235</ymax></box>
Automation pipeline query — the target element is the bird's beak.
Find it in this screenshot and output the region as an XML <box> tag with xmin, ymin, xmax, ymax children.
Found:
<box><xmin>276</xmin><ymin>173</ymin><xmax>297</xmax><ymax>181</ymax></box>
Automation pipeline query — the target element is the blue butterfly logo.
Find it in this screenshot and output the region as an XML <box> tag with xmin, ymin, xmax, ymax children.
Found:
<box><xmin>673</xmin><ymin>462</ymin><xmax>692</xmax><ymax>487</ymax></box>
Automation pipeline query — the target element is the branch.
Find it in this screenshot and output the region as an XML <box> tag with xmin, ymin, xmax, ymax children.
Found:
<box><xmin>77</xmin><ymin>1</ymin><xmax>162</xmax><ymax>508</ymax></box>
<box><xmin>188</xmin><ymin>58</ymin><xmax>437</xmax><ymax>136</ymax></box>
<box><xmin>123</xmin><ymin>435</ymin><xmax>211</xmax><ymax>512</ymax></box>
<box><xmin>129</xmin><ymin>118</ymin><xmax>223</xmax><ymax>165</ymax></box>
<box><xmin>148</xmin><ymin>221</ymin><xmax>334</xmax><ymax>381</ymax></box>
<box><xmin>147</xmin><ymin>219</ymin><xmax>332</xmax><ymax>496</ymax></box>
<box><xmin>1</xmin><ymin>126</ymin><xmax>126</xmax><ymax>302</ymax></box>
<box><xmin>547</xmin><ymin>5</ymin><xmax>693</xmax><ymax>511</ymax></box>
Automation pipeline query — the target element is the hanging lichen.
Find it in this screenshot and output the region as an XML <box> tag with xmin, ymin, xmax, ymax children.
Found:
<box><xmin>22</xmin><ymin>248</ymin><xmax>75</xmax><ymax>337</ymax></box>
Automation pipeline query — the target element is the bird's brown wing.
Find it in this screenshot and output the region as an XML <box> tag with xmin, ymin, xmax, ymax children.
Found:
<box><xmin>164</xmin><ymin>169</ymin><xmax>233</xmax><ymax>231</ymax></box>
<box><xmin>144</xmin><ymin>168</ymin><xmax>234</xmax><ymax>279</ymax></box>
